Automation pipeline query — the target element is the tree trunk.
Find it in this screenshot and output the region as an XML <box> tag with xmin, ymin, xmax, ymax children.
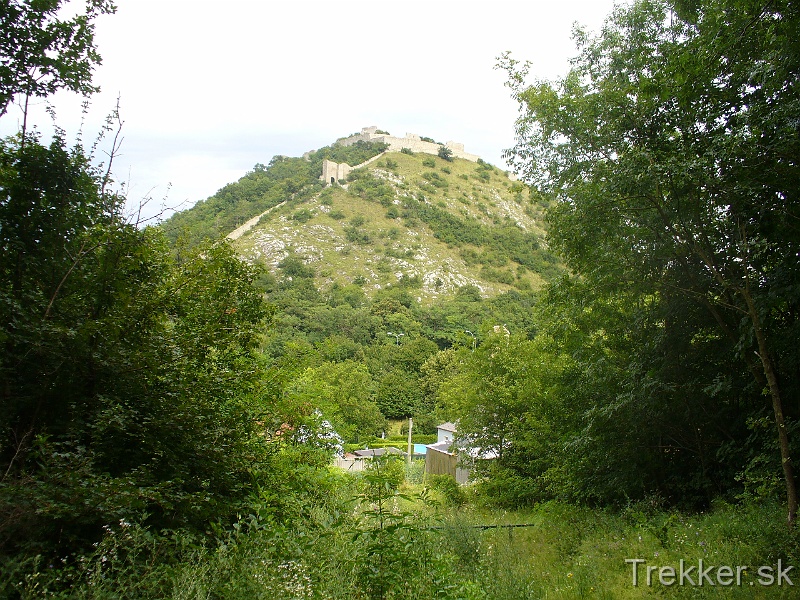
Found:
<box><xmin>744</xmin><ymin>290</ymin><xmax>798</xmax><ymax>527</ymax></box>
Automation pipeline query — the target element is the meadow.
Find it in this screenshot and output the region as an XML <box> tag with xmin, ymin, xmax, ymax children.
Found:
<box><xmin>9</xmin><ymin>458</ymin><xmax>798</xmax><ymax>600</ymax></box>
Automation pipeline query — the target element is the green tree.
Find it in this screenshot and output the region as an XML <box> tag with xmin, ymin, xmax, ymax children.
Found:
<box><xmin>0</xmin><ymin>133</ymin><xmax>268</xmax><ymax>556</ymax></box>
<box><xmin>440</xmin><ymin>333</ymin><xmax>540</xmax><ymax>464</ymax></box>
<box><xmin>0</xmin><ymin>0</ymin><xmax>116</xmax><ymax>118</ymax></box>
<box><xmin>375</xmin><ymin>369</ymin><xmax>422</xmax><ymax>419</ymax></box>
<box><xmin>285</xmin><ymin>361</ymin><xmax>384</xmax><ymax>442</ymax></box>
<box><xmin>501</xmin><ymin>0</ymin><xmax>800</xmax><ymax>523</ymax></box>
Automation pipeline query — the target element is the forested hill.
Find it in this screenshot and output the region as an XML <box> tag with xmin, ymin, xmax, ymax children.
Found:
<box><xmin>160</xmin><ymin>133</ymin><xmax>562</xmax><ymax>300</ymax></box>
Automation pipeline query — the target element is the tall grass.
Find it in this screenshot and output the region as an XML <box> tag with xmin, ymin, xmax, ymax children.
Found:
<box><xmin>5</xmin><ymin>478</ymin><xmax>799</xmax><ymax>599</ymax></box>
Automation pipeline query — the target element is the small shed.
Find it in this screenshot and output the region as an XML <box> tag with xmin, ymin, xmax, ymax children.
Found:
<box><xmin>425</xmin><ymin>427</ymin><xmax>470</xmax><ymax>484</ymax></box>
<box><xmin>425</xmin><ymin>423</ymin><xmax>498</xmax><ymax>484</ymax></box>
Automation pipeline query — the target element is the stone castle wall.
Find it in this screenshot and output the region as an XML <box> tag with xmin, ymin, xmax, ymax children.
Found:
<box><xmin>321</xmin><ymin>159</ymin><xmax>353</xmax><ymax>184</ymax></box>
<box><xmin>338</xmin><ymin>126</ymin><xmax>480</xmax><ymax>162</ymax></box>
<box><xmin>319</xmin><ymin>126</ymin><xmax>481</xmax><ymax>184</ymax></box>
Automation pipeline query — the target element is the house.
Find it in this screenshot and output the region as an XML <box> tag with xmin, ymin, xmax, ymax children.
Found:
<box><xmin>436</xmin><ymin>422</ymin><xmax>457</xmax><ymax>443</ymax></box>
<box><xmin>425</xmin><ymin>423</ymin><xmax>498</xmax><ymax>484</ymax></box>
<box><xmin>352</xmin><ymin>447</ymin><xmax>405</xmax><ymax>458</ymax></box>
<box><xmin>334</xmin><ymin>446</ymin><xmax>405</xmax><ymax>472</ymax></box>
<box><xmin>425</xmin><ymin>423</ymin><xmax>471</xmax><ymax>484</ymax></box>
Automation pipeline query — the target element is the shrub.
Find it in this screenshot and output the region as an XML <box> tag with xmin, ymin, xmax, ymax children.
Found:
<box><xmin>437</xmin><ymin>146</ymin><xmax>454</xmax><ymax>162</ymax></box>
<box><xmin>344</xmin><ymin>226</ymin><xmax>372</xmax><ymax>245</ymax></box>
<box><xmin>427</xmin><ymin>474</ymin><xmax>467</xmax><ymax>506</ymax></box>
<box><xmin>363</xmin><ymin>455</ymin><xmax>406</xmax><ymax>495</ymax></box>
<box><xmin>292</xmin><ymin>208</ymin><xmax>314</xmax><ymax>223</ymax></box>
<box><xmin>422</xmin><ymin>157</ymin><xmax>436</xmax><ymax>168</ymax></box>
<box><xmin>422</xmin><ymin>171</ymin><xmax>448</xmax><ymax>188</ymax></box>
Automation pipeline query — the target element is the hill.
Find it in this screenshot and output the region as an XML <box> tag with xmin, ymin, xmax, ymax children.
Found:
<box><xmin>161</xmin><ymin>129</ymin><xmax>561</xmax><ymax>301</ymax></box>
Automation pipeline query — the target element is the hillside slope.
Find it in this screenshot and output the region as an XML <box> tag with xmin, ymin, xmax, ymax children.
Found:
<box><xmin>163</xmin><ymin>133</ymin><xmax>561</xmax><ymax>300</ymax></box>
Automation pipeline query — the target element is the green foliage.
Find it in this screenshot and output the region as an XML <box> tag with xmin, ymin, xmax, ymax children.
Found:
<box><xmin>291</xmin><ymin>208</ymin><xmax>314</xmax><ymax>223</ymax></box>
<box><xmin>162</xmin><ymin>156</ymin><xmax>321</xmax><ymax>249</ymax></box>
<box><xmin>437</xmin><ymin>145</ymin><xmax>454</xmax><ymax>161</ymax></box>
<box><xmin>421</xmin><ymin>156</ymin><xmax>436</xmax><ymax>168</ymax></box>
<box><xmin>309</xmin><ymin>140</ymin><xmax>388</xmax><ymax>169</ymax></box>
<box><xmin>162</xmin><ymin>140</ymin><xmax>389</xmax><ymax>250</ymax></box>
<box><xmin>0</xmin><ymin>0</ymin><xmax>116</xmax><ymax>117</ymax></box>
<box><xmin>11</xmin><ymin>487</ymin><xmax>799</xmax><ymax>599</ymax></box>
<box><xmin>285</xmin><ymin>361</ymin><xmax>385</xmax><ymax>443</ymax></box>
<box><xmin>427</xmin><ymin>474</ymin><xmax>467</xmax><ymax>506</ymax></box>
<box><xmin>495</xmin><ymin>0</ymin><xmax>800</xmax><ymax>518</ymax></box>
<box><xmin>0</xmin><ymin>135</ymin><xmax>269</xmax><ymax>562</ymax></box>
<box><xmin>422</xmin><ymin>171</ymin><xmax>448</xmax><ymax>188</ymax></box>
<box><xmin>347</xmin><ymin>171</ymin><xmax>395</xmax><ymax>206</ymax></box>
<box><xmin>278</xmin><ymin>253</ymin><xmax>315</xmax><ymax>278</ymax></box>
<box><xmin>344</xmin><ymin>224</ymin><xmax>372</xmax><ymax>245</ymax></box>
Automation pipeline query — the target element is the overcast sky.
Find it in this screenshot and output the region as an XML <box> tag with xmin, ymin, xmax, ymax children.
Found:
<box><xmin>2</xmin><ymin>0</ymin><xmax>624</xmax><ymax>221</ymax></box>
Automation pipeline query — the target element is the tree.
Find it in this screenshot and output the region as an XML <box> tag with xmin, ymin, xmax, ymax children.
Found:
<box><xmin>440</xmin><ymin>333</ymin><xmax>540</xmax><ymax>464</ymax></box>
<box><xmin>436</xmin><ymin>145</ymin><xmax>453</xmax><ymax>162</ymax></box>
<box><xmin>284</xmin><ymin>361</ymin><xmax>385</xmax><ymax>442</ymax></box>
<box><xmin>0</xmin><ymin>133</ymin><xmax>268</xmax><ymax>556</ymax></box>
<box><xmin>0</xmin><ymin>0</ymin><xmax>116</xmax><ymax>118</ymax></box>
<box><xmin>501</xmin><ymin>0</ymin><xmax>800</xmax><ymax>523</ymax></box>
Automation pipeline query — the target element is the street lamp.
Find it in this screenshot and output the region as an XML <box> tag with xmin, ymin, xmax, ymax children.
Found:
<box><xmin>387</xmin><ymin>331</ymin><xmax>404</xmax><ymax>345</ymax></box>
<box><xmin>464</xmin><ymin>330</ymin><xmax>476</xmax><ymax>352</ymax></box>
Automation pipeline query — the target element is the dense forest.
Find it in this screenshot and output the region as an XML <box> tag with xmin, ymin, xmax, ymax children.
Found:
<box><xmin>1</xmin><ymin>0</ymin><xmax>799</xmax><ymax>598</ymax></box>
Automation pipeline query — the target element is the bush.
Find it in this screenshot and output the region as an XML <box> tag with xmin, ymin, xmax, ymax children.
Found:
<box><xmin>292</xmin><ymin>208</ymin><xmax>314</xmax><ymax>223</ymax></box>
<box><xmin>422</xmin><ymin>171</ymin><xmax>448</xmax><ymax>188</ymax></box>
<box><xmin>363</xmin><ymin>455</ymin><xmax>406</xmax><ymax>494</ymax></box>
<box><xmin>422</xmin><ymin>157</ymin><xmax>436</xmax><ymax>168</ymax></box>
<box><xmin>427</xmin><ymin>474</ymin><xmax>467</xmax><ymax>506</ymax></box>
<box><xmin>437</xmin><ymin>146</ymin><xmax>454</xmax><ymax>162</ymax></box>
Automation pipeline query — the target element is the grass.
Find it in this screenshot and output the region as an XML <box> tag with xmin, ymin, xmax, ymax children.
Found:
<box><xmin>233</xmin><ymin>151</ymin><xmax>550</xmax><ymax>302</ymax></box>
<box><xmin>7</xmin><ymin>474</ymin><xmax>799</xmax><ymax>599</ymax></box>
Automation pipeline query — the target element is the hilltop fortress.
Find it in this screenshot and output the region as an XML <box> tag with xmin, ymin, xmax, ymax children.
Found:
<box><xmin>320</xmin><ymin>126</ymin><xmax>481</xmax><ymax>185</ymax></box>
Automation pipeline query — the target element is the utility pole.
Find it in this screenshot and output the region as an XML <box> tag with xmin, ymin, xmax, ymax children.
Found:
<box><xmin>407</xmin><ymin>417</ymin><xmax>413</xmax><ymax>467</ymax></box>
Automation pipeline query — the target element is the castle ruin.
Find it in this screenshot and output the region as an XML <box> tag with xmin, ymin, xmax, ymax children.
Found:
<box><xmin>320</xmin><ymin>126</ymin><xmax>481</xmax><ymax>185</ymax></box>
